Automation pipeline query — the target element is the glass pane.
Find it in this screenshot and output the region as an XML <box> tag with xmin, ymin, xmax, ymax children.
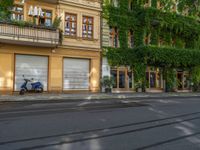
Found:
<box><xmin>150</xmin><ymin>72</ymin><xmax>156</xmax><ymax>88</ymax></box>
<box><xmin>119</xmin><ymin>71</ymin><xmax>125</xmax><ymax>88</ymax></box>
<box><xmin>128</xmin><ymin>71</ymin><xmax>133</xmax><ymax>89</ymax></box>
<box><xmin>88</xmin><ymin>25</ymin><xmax>92</xmax><ymax>31</ymax></box>
<box><xmin>88</xmin><ymin>18</ymin><xmax>92</xmax><ymax>24</ymax></box>
<box><xmin>66</xmin><ymin>15</ymin><xmax>70</xmax><ymax>20</ymax></box>
<box><xmin>46</xmin><ymin>11</ymin><xmax>52</xmax><ymax>18</ymax></box>
<box><xmin>45</xmin><ymin>19</ymin><xmax>51</xmax><ymax>26</ymax></box>
<box><xmin>177</xmin><ymin>73</ymin><xmax>183</xmax><ymax>89</ymax></box>
<box><xmin>111</xmin><ymin>70</ymin><xmax>117</xmax><ymax>88</ymax></box>
<box><xmin>184</xmin><ymin>74</ymin><xmax>190</xmax><ymax>89</ymax></box>
<box><xmin>146</xmin><ymin>72</ymin><xmax>149</xmax><ymax>88</ymax></box>
<box><xmin>71</xmin><ymin>16</ymin><xmax>75</xmax><ymax>21</ymax></box>
<box><xmin>83</xmin><ymin>17</ymin><xmax>87</xmax><ymax>23</ymax></box>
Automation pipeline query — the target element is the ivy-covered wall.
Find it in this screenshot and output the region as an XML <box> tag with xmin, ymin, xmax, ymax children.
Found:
<box><xmin>103</xmin><ymin>0</ymin><xmax>200</xmax><ymax>91</ymax></box>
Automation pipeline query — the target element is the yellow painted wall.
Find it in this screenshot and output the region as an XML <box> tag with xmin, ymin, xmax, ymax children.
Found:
<box><xmin>90</xmin><ymin>58</ymin><xmax>100</xmax><ymax>92</ymax></box>
<box><xmin>49</xmin><ymin>56</ymin><xmax>63</xmax><ymax>92</ymax></box>
<box><xmin>0</xmin><ymin>53</ymin><xmax>14</xmax><ymax>94</ymax></box>
<box><xmin>58</xmin><ymin>4</ymin><xmax>101</xmax><ymax>50</ymax></box>
<box><xmin>0</xmin><ymin>45</ymin><xmax>100</xmax><ymax>94</ymax></box>
<box><xmin>0</xmin><ymin>0</ymin><xmax>101</xmax><ymax>94</ymax></box>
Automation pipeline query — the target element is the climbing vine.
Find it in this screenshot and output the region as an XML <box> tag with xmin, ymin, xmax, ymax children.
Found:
<box><xmin>103</xmin><ymin>0</ymin><xmax>200</xmax><ymax>90</ymax></box>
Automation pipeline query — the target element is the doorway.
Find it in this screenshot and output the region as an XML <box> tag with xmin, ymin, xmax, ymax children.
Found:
<box><xmin>177</xmin><ymin>71</ymin><xmax>190</xmax><ymax>90</ymax></box>
<box><xmin>111</xmin><ymin>67</ymin><xmax>133</xmax><ymax>91</ymax></box>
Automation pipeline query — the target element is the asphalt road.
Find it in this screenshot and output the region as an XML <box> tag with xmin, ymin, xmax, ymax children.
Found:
<box><xmin>0</xmin><ymin>97</ymin><xmax>200</xmax><ymax>150</ymax></box>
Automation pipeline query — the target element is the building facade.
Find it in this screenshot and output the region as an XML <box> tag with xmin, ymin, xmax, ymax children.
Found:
<box><xmin>102</xmin><ymin>0</ymin><xmax>200</xmax><ymax>93</ymax></box>
<box><xmin>0</xmin><ymin>0</ymin><xmax>101</xmax><ymax>94</ymax></box>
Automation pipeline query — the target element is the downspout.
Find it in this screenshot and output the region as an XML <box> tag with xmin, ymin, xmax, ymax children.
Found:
<box><xmin>100</xmin><ymin>0</ymin><xmax>103</xmax><ymax>93</ymax></box>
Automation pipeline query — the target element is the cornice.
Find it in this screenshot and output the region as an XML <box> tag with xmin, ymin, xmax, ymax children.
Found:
<box><xmin>58</xmin><ymin>0</ymin><xmax>102</xmax><ymax>11</ymax></box>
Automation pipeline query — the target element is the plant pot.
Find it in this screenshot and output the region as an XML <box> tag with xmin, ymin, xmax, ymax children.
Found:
<box><xmin>137</xmin><ymin>88</ymin><xmax>142</xmax><ymax>92</ymax></box>
<box><xmin>105</xmin><ymin>88</ymin><xmax>112</xmax><ymax>93</ymax></box>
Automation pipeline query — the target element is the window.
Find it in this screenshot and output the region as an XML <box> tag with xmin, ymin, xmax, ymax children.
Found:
<box><xmin>65</xmin><ymin>13</ymin><xmax>77</xmax><ymax>37</ymax></box>
<box><xmin>157</xmin><ymin>0</ymin><xmax>164</xmax><ymax>10</ymax></box>
<box><xmin>144</xmin><ymin>33</ymin><xmax>150</xmax><ymax>45</ymax></box>
<box><xmin>128</xmin><ymin>30</ymin><xmax>134</xmax><ymax>48</ymax></box>
<box><xmin>39</xmin><ymin>10</ymin><xmax>52</xmax><ymax>26</ymax></box>
<box><xmin>146</xmin><ymin>67</ymin><xmax>162</xmax><ymax>89</ymax></box>
<box><xmin>144</xmin><ymin>0</ymin><xmax>151</xmax><ymax>8</ymax></box>
<box><xmin>129</xmin><ymin>0</ymin><xmax>134</xmax><ymax>11</ymax></box>
<box><xmin>159</xmin><ymin>36</ymin><xmax>164</xmax><ymax>46</ymax></box>
<box><xmin>111</xmin><ymin>0</ymin><xmax>119</xmax><ymax>7</ymax></box>
<box><xmin>11</xmin><ymin>5</ymin><xmax>24</xmax><ymax>21</ymax></box>
<box><xmin>109</xmin><ymin>27</ymin><xmax>119</xmax><ymax>48</ymax></box>
<box><xmin>82</xmin><ymin>16</ymin><xmax>93</xmax><ymax>39</ymax></box>
<box><xmin>171</xmin><ymin>0</ymin><xmax>178</xmax><ymax>12</ymax></box>
<box><xmin>172</xmin><ymin>38</ymin><xmax>176</xmax><ymax>47</ymax></box>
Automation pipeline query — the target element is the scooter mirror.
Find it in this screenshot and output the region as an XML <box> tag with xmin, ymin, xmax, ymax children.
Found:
<box><xmin>22</xmin><ymin>75</ymin><xmax>24</xmax><ymax>77</ymax></box>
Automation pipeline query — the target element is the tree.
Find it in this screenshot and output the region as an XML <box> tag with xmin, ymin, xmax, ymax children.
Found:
<box><xmin>0</xmin><ymin>0</ymin><xmax>14</xmax><ymax>20</ymax></box>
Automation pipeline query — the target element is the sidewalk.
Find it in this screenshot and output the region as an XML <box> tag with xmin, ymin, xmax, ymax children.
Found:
<box><xmin>0</xmin><ymin>92</ymin><xmax>200</xmax><ymax>102</ymax></box>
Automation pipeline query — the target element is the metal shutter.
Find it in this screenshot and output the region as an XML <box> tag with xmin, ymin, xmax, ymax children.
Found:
<box><xmin>63</xmin><ymin>58</ymin><xmax>90</xmax><ymax>90</ymax></box>
<box><xmin>15</xmin><ymin>55</ymin><xmax>48</xmax><ymax>91</ymax></box>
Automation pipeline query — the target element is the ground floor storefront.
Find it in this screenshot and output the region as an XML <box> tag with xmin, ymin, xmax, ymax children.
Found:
<box><xmin>0</xmin><ymin>44</ymin><xmax>100</xmax><ymax>94</ymax></box>
<box><xmin>102</xmin><ymin>58</ymin><xmax>192</xmax><ymax>93</ymax></box>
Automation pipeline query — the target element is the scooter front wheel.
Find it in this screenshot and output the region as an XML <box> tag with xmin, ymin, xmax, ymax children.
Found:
<box><xmin>19</xmin><ymin>89</ymin><xmax>25</xmax><ymax>95</ymax></box>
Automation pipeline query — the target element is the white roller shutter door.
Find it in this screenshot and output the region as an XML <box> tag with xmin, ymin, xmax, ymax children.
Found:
<box><xmin>15</xmin><ymin>55</ymin><xmax>48</xmax><ymax>91</ymax></box>
<box><xmin>63</xmin><ymin>58</ymin><xmax>90</xmax><ymax>90</ymax></box>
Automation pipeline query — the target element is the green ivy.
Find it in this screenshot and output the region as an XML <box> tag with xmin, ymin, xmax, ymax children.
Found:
<box><xmin>103</xmin><ymin>0</ymin><xmax>200</xmax><ymax>89</ymax></box>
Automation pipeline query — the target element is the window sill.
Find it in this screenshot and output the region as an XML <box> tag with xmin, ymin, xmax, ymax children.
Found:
<box><xmin>64</xmin><ymin>35</ymin><xmax>77</xmax><ymax>39</ymax></box>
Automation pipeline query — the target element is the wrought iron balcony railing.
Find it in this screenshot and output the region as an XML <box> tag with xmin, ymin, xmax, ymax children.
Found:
<box><xmin>0</xmin><ymin>22</ymin><xmax>60</xmax><ymax>47</ymax></box>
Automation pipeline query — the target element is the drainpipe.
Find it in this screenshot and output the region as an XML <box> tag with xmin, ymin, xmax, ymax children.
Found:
<box><xmin>100</xmin><ymin>0</ymin><xmax>103</xmax><ymax>93</ymax></box>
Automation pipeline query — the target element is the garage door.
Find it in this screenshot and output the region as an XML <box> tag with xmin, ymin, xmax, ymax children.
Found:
<box><xmin>63</xmin><ymin>58</ymin><xmax>90</xmax><ymax>90</ymax></box>
<box><xmin>15</xmin><ymin>55</ymin><xmax>48</xmax><ymax>91</ymax></box>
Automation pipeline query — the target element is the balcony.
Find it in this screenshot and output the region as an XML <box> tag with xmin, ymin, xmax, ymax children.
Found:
<box><xmin>0</xmin><ymin>22</ymin><xmax>60</xmax><ymax>47</ymax></box>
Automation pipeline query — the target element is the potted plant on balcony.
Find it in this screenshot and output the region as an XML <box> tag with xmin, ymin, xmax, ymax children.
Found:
<box><xmin>101</xmin><ymin>76</ymin><xmax>114</xmax><ymax>93</ymax></box>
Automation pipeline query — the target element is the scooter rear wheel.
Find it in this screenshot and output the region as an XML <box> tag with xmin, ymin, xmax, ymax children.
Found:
<box><xmin>19</xmin><ymin>89</ymin><xmax>25</xmax><ymax>95</ymax></box>
<box><xmin>37</xmin><ymin>87</ymin><xmax>43</xmax><ymax>93</ymax></box>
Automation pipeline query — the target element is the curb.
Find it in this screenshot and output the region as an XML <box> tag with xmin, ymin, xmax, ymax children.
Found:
<box><xmin>0</xmin><ymin>94</ymin><xmax>200</xmax><ymax>103</ymax></box>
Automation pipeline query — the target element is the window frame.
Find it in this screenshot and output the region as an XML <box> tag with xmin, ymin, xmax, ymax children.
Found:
<box><xmin>38</xmin><ymin>9</ymin><xmax>52</xmax><ymax>27</ymax></box>
<box><xmin>128</xmin><ymin>30</ymin><xmax>134</xmax><ymax>48</ymax></box>
<box><xmin>82</xmin><ymin>16</ymin><xmax>94</xmax><ymax>40</ymax></box>
<box><xmin>109</xmin><ymin>27</ymin><xmax>119</xmax><ymax>48</ymax></box>
<box><xmin>11</xmin><ymin>4</ymin><xmax>24</xmax><ymax>21</ymax></box>
<box><xmin>64</xmin><ymin>13</ymin><xmax>77</xmax><ymax>37</ymax></box>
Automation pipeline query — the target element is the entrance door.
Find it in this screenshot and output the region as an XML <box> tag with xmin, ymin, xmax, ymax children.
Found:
<box><xmin>111</xmin><ymin>67</ymin><xmax>133</xmax><ymax>91</ymax></box>
<box><xmin>177</xmin><ymin>72</ymin><xmax>183</xmax><ymax>90</ymax></box>
<box><xmin>177</xmin><ymin>71</ymin><xmax>190</xmax><ymax>90</ymax></box>
<box><xmin>150</xmin><ymin>72</ymin><xmax>156</xmax><ymax>88</ymax></box>
<box><xmin>15</xmin><ymin>55</ymin><xmax>48</xmax><ymax>91</ymax></box>
<box><xmin>119</xmin><ymin>70</ymin><xmax>125</xmax><ymax>88</ymax></box>
<box><xmin>146</xmin><ymin>67</ymin><xmax>162</xmax><ymax>89</ymax></box>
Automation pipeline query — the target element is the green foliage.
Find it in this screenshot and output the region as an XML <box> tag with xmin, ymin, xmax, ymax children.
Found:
<box><xmin>52</xmin><ymin>16</ymin><xmax>62</xmax><ymax>29</ymax></box>
<box><xmin>191</xmin><ymin>66</ymin><xmax>200</xmax><ymax>91</ymax></box>
<box><xmin>101</xmin><ymin>76</ymin><xmax>115</xmax><ymax>88</ymax></box>
<box><xmin>134</xmin><ymin>63</ymin><xmax>146</xmax><ymax>90</ymax></box>
<box><xmin>0</xmin><ymin>0</ymin><xmax>13</xmax><ymax>20</ymax></box>
<box><xmin>164</xmin><ymin>68</ymin><xmax>177</xmax><ymax>92</ymax></box>
<box><xmin>103</xmin><ymin>0</ymin><xmax>200</xmax><ymax>89</ymax></box>
<box><xmin>106</xmin><ymin>46</ymin><xmax>200</xmax><ymax>68</ymax></box>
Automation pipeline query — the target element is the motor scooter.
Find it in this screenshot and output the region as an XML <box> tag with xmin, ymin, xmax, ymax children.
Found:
<box><xmin>19</xmin><ymin>75</ymin><xmax>44</xmax><ymax>95</ymax></box>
